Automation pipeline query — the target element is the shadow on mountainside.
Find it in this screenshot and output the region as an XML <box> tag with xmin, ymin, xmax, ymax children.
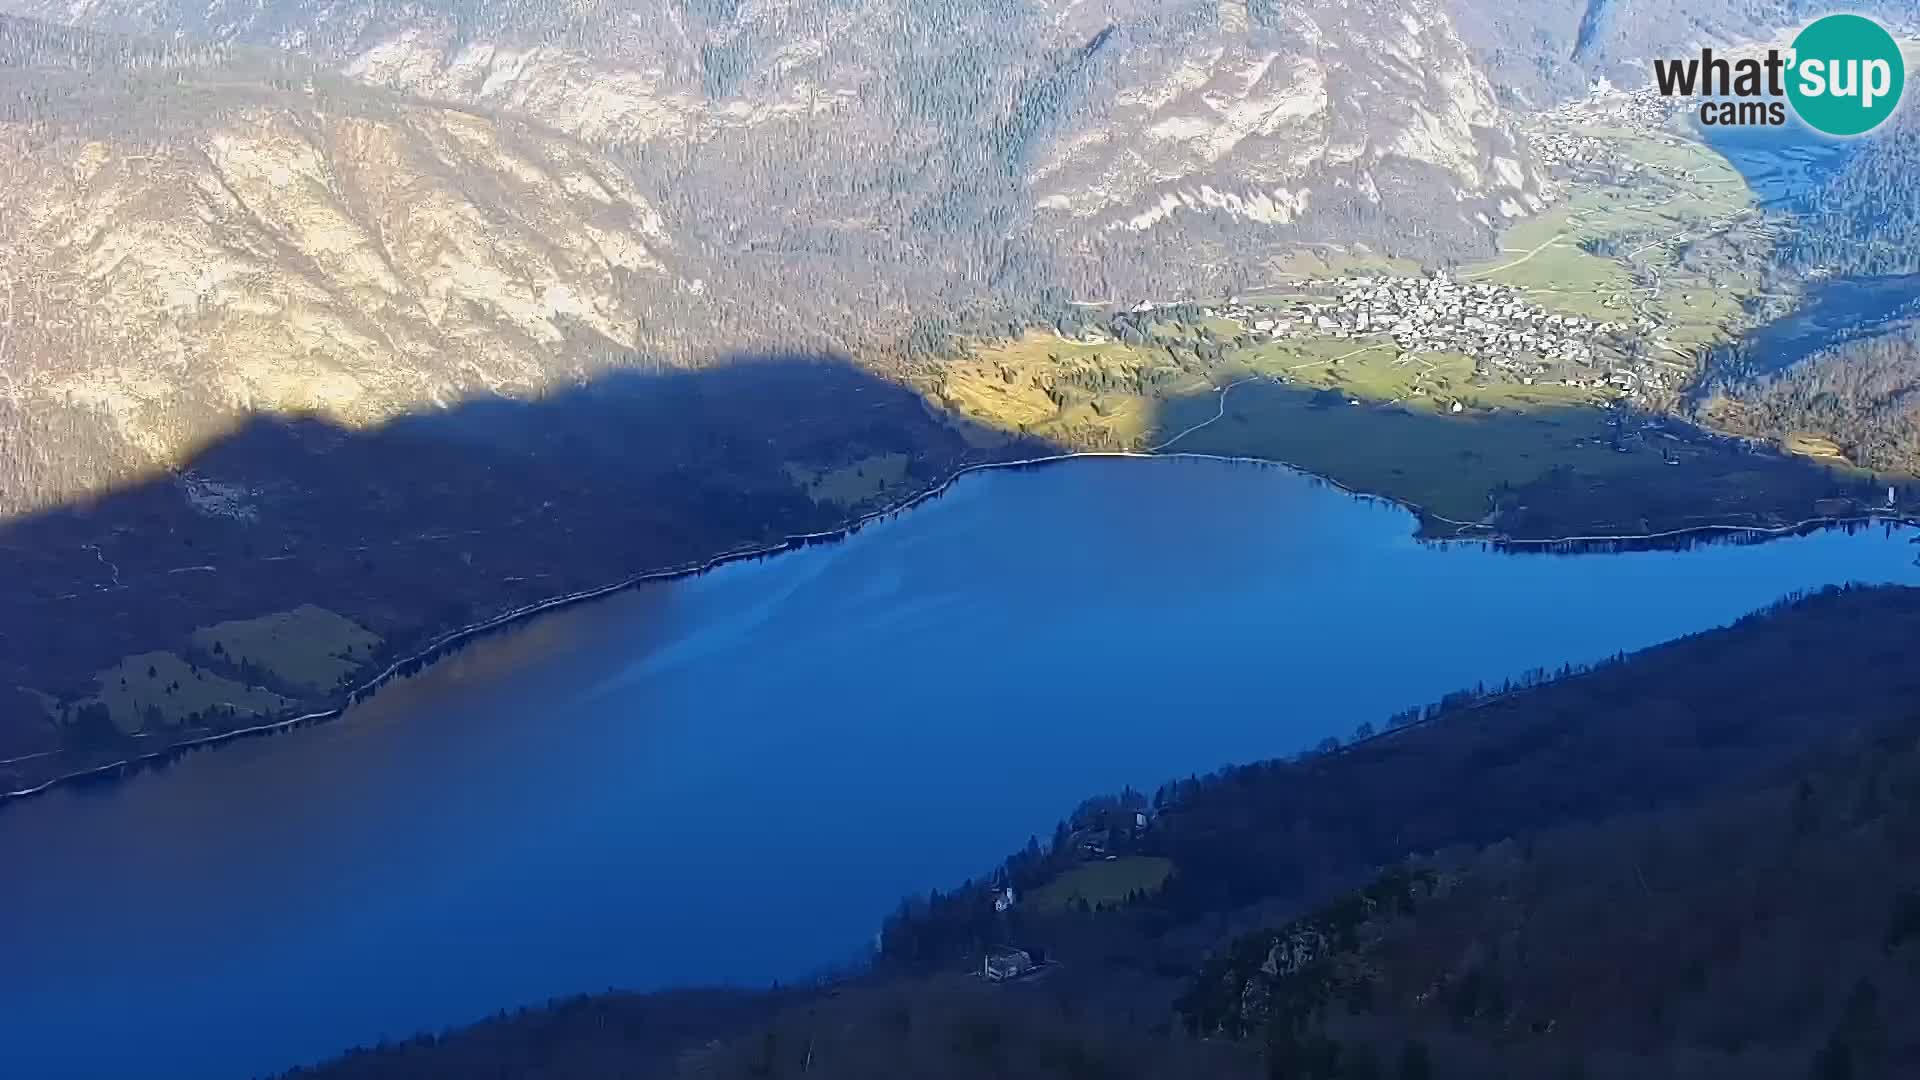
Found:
<box><xmin>1139</xmin><ymin>375</ymin><xmax>1895</xmax><ymax>543</ymax></box>
<box><xmin>0</xmin><ymin>355</ymin><xmax>1057</xmax><ymax>789</ymax></box>
<box><xmin>2</xmin><ymin>346</ymin><xmax>1900</xmax><ymax>792</ymax></box>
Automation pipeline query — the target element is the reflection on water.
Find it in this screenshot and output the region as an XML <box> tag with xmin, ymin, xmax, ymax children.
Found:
<box><xmin>3</xmin><ymin>457</ymin><xmax>1917</xmax><ymax>1080</ymax></box>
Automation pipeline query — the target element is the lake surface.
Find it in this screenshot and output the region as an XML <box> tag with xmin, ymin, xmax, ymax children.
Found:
<box><xmin>5</xmin><ymin>456</ymin><xmax>1919</xmax><ymax>1080</ymax></box>
<box><xmin>1698</xmin><ymin>119</ymin><xmax>1850</xmax><ymax>207</ymax></box>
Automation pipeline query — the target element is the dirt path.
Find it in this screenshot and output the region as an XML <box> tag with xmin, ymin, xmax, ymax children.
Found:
<box><xmin>1150</xmin><ymin>375</ymin><xmax>1265</xmax><ymax>451</ymax></box>
<box><xmin>1463</xmin><ymin>233</ymin><xmax>1566</xmax><ymax>278</ymax></box>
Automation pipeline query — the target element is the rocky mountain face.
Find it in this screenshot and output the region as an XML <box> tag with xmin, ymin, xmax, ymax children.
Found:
<box><xmin>0</xmin><ymin>16</ymin><xmax>713</xmax><ymax>510</ymax></box>
<box><xmin>1026</xmin><ymin>0</ymin><xmax>1545</xmax><ymax>277</ymax></box>
<box><xmin>13</xmin><ymin>1</ymin><xmax>1552</xmax><ymax>242</ymax></box>
<box><xmin>323</xmin><ymin>0</ymin><xmax>1550</xmax><ymax>279</ymax></box>
<box><xmin>12</xmin><ymin>0</ymin><xmax>1920</xmax><ymax>511</ymax></box>
<box><xmin>0</xmin><ymin>1</ymin><xmax>1559</xmax><ymax>510</ymax></box>
<box><xmin>1449</xmin><ymin>0</ymin><xmax>1920</xmax><ymax>106</ymax></box>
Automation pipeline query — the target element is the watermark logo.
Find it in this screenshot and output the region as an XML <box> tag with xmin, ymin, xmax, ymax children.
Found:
<box><xmin>1788</xmin><ymin>14</ymin><xmax>1904</xmax><ymax>134</ymax></box>
<box><xmin>1652</xmin><ymin>13</ymin><xmax>1905</xmax><ymax>136</ymax></box>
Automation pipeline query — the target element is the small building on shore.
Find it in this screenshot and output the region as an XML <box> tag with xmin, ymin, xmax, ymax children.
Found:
<box><xmin>984</xmin><ymin>946</ymin><xmax>1034</xmax><ymax>982</ymax></box>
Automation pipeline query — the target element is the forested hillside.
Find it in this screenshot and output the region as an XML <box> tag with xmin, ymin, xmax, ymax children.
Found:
<box><xmin>1703</xmin><ymin>324</ymin><xmax>1920</xmax><ymax>474</ymax></box>
<box><xmin>0</xmin><ymin>358</ymin><xmax>1023</xmax><ymax>791</ymax></box>
<box><xmin>1179</xmin><ymin>715</ymin><xmax>1920</xmax><ymax>1079</ymax></box>
<box><xmin>1784</xmin><ymin>113</ymin><xmax>1920</xmax><ymax>277</ymax></box>
<box><xmin>1698</xmin><ymin>111</ymin><xmax>1920</xmax><ymax>473</ymax></box>
<box><xmin>284</xmin><ymin>584</ymin><xmax>1920</xmax><ymax>1079</ymax></box>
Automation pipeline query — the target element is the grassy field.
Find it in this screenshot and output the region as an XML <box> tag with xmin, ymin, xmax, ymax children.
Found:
<box><xmin>785</xmin><ymin>452</ymin><xmax>913</xmax><ymax>508</ymax></box>
<box><xmin>938</xmin><ymin>331</ymin><xmax>1212</xmax><ymax>447</ymax></box>
<box><xmin>190</xmin><ymin>605</ymin><xmax>382</xmax><ymax>693</ymax></box>
<box><xmin>76</xmin><ymin>651</ymin><xmax>289</xmax><ymax>733</ymax></box>
<box><xmin>1462</xmin><ymin>128</ymin><xmax>1768</xmax><ymax>362</ymax></box>
<box><xmin>1031</xmin><ymin>856</ymin><xmax>1175</xmax><ymax>912</ymax></box>
<box><xmin>1463</xmin><ymin>204</ymin><xmax>1637</xmax><ymax>313</ymax></box>
<box><xmin>1226</xmin><ymin>333</ymin><xmax>1613</xmax><ymax>414</ymax></box>
<box><xmin>1781</xmin><ymin>432</ymin><xmax>1849</xmax><ymax>463</ymax></box>
<box><xmin>1156</xmin><ymin>381</ymin><xmax>1642</xmax><ymax>522</ymax></box>
<box><xmin>27</xmin><ymin>606</ymin><xmax>381</xmax><ymax>742</ymax></box>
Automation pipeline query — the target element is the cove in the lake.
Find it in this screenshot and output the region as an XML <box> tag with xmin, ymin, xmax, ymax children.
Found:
<box><xmin>4</xmin><ymin>456</ymin><xmax>1918</xmax><ymax>1080</ymax></box>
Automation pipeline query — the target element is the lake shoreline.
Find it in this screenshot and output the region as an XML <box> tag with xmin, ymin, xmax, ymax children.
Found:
<box><xmin>7</xmin><ymin>448</ymin><xmax>1916</xmax><ymax>806</ymax></box>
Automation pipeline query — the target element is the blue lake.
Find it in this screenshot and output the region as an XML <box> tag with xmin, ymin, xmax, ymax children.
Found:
<box><xmin>4</xmin><ymin>456</ymin><xmax>1918</xmax><ymax>1079</ymax></box>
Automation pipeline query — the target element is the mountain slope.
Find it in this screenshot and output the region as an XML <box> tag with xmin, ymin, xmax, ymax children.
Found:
<box><xmin>1</xmin><ymin>0</ymin><xmax>1549</xmax><ymax>307</ymax></box>
<box><xmin>1447</xmin><ymin>0</ymin><xmax>1920</xmax><ymax>105</ymax></box>
<box><xmin>0</xmin><ymin>15</ymin><xmax>703</xmax><ymax>508</ymax></box>
<box><xmin>1184</xmin><ymin>690</ymin><xmax>1920</xmax><ymax>1079</ymax></box>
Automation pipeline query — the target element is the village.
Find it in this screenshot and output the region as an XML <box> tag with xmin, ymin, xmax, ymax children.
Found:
<box><xmin>1021</xmin><ymin>95</ymin><xmax>1772</xmax><ymax>445</ymax></box>
<box><xmin>1524</xmin><ymin>79</ymin><xmax>1684</xmax><ymax>172</ymax></box>
<box><xmin>1540</xmin><ymin>78</ymin><xmax>1683</xmax><ymax>138</ymax></box>
<box><xmin>1208</xmin><ymin>273</ymin><xmax>1653</xmax><ymax>393</ymax></box>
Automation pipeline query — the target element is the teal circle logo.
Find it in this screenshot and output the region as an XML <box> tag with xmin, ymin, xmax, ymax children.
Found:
<box><xmin>1787</xmin><ymin>14</ymin><xmax>1905</xmax><ymax>136</ymax></box>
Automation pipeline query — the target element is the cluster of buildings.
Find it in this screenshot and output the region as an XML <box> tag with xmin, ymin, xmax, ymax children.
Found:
<box><xmin>1224</xmin><ymin>274</ymin><xmax>1627</xmax><ymax>378</ymax></box>
<box><xmin>1528</xmin><ymin>128</ymin><xmax>1619</xmax><ymax>170</ymax></box>
<box><xmin>1526</xmin><ymin>80</ymin><xmax>1680</xmax><ymax>171</ymax></box>
<box><xmin>1548</xmin><ymin>79</ymin><xmax>1680</xmax><ymax>133</ymax></box>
